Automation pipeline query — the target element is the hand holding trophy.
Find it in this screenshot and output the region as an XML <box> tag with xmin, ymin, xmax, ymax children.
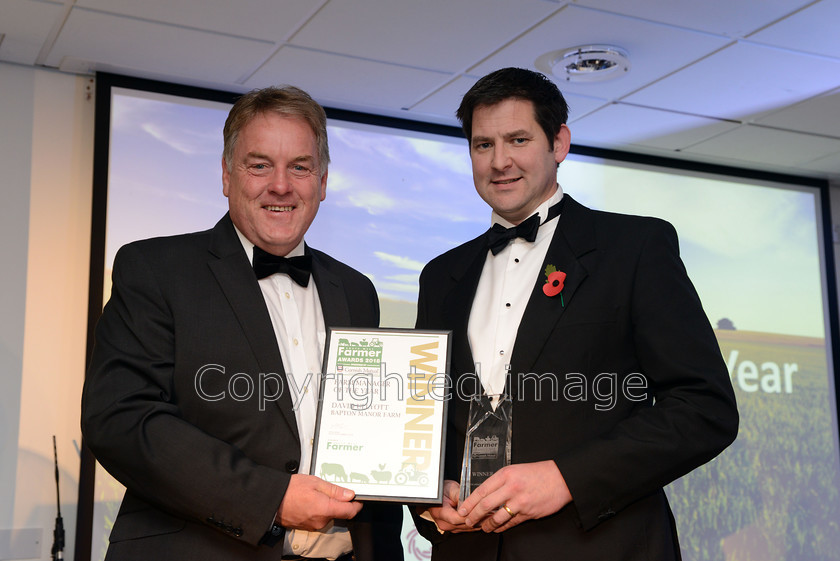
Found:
<box><xmin>459</xmin><ymin>394</ymin><xmax>512</xmax><ymax>503</ymax></box>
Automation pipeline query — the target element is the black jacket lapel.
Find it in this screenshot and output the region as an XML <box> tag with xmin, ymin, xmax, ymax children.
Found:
<box><xmin>510</xmin><ymin>195</ymin><xmax>596</xmax><ymax>379</ymax></box>
<box><xmin>444</xmin><ymin>237</ymin><xmax>487</xmax><ymax>376</ymax></box>
<box><xmin>206</xmin><ymin>214</ymin><xmax>300</xmax><ymax>439</ymax></box>
<box><xmin>309</xmin><ymin>246</ymin><xmax>352</xmax><ymax>328</ymax></box>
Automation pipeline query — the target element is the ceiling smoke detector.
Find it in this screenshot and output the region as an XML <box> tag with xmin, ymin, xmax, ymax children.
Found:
<box><xmin>537</xmin><ymin>45</ymin><xmax>630</xmax><ymax>83</ymax></box>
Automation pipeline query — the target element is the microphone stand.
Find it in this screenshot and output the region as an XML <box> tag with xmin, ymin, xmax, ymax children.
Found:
<box><xmin>51</xmin><ymin>436</ymin><xmax>65</xmax><ymax>560</ymax></box>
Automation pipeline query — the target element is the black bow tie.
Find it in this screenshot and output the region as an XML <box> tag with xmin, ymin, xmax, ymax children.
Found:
<box><xmin>486</xmin><ymin>200</ymin><xmax>563</xmax><ymax>255</ymax></box>
<box><xmin>252</xmin><ymin>246</ymin><xmax>312</xmax><ymax>287</ymax></box>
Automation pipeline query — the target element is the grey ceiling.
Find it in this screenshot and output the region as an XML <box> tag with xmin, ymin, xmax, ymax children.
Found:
<box><xmin>3</xmin><ymin>0</ymin><xmax>840</xmax><ymax>180</ymax></box>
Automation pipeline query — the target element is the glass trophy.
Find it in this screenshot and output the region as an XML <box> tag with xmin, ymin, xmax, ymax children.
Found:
<box><xmin>459</xmin><ymin>394</ymin><xmax>512</xmax><ymax>503</ymax></box>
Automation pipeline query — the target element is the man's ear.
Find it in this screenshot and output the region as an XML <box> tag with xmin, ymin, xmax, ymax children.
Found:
<box><xmin>221</xmin><ymin>156</ymin><xmax>231</xmax><ymax>197</ymax></box>
<box><xmin>319</xmin><ymin>169</ymin><xmax>328</xmax><ymax>202</ymax></box>
<box><xmin>553</xmin><ymin>124</ymin><xmax>571</xmax><ymax>165</ymax></box>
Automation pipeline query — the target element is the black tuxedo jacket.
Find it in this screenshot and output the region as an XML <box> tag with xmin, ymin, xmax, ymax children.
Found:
<box><xmin>414</xmin><ymin>195</ymin><xmax>738</xmax><ymax>560</ymax></box>
<box><xmin>82</xmin><ymin>214</ymin><xmax>403</xmax><ymax>561</ymax></box>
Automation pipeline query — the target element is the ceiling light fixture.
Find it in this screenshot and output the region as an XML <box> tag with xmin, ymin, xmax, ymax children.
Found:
<box><xmin>536</xmin><ymin>45</ymin><xmax>630</xmax><ymax>83</ymax></box>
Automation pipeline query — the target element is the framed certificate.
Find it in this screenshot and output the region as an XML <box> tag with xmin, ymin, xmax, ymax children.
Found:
<box><xmin>310</xmin><ymin>327</ymin><xmax>451</xmax><ymax>503</ymax></box>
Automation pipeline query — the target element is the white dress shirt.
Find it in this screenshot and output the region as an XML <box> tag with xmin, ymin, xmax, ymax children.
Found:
<box><xmin>234</xmin><ymin>228</ymin><xmax>352</xmax><ymax>560</ymax></box>
<box><xmin>468</xmin><ymin>187</ymin><xmax>564</xmax><ymax>404</ymax></box>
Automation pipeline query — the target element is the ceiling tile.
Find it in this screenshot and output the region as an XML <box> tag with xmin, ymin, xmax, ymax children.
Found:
<box><xmin>470</xmin><ymin>4</ymin><xmax>730</xmax><ymax>100</ymax></box>
<box><xmin>74</xmin><ymin>0</ymin><xmax>315</xmax><ymax>41</ymax></box>
<box><xmin>683</xmin><ymin>124</ymin><xmax>840</xmax><ymax>167</ymax></box>
<box><xmin>245</xmin><ymin>46</ymin><xmax>453</xmax><ymax>114</ymax></box>
<box><xmin>555</xmin><ymin>92</ymin><xmax>611</xmax><ymax>123</ymax></box>
<box><xmin>570</xmin><ymin>103</ymin><xmax>740</xmax><ymax>150</ymax></box>
<box><xmin>572</xmin><ymin>0</ymin><xmax>812</xmax><ymax>37</ymax></box>
<box><xmin>756</xmin><ymin>88</ymin><xmax>840</xmax><ymax>138</ymax></box>
<box><xmin>44</xmin><ymin>7</ymin><xmax>274</xmax><ymax>83</ymax></box>
<box><xmin>410</xmin><ymin>75</ymin><xmax>610</xmax><ymax>128</ymax></box>
<box><xmin>407</xmin><ymin>76</ymin><xmax>477</xmax><ymax>125</ymax></box>
<box><xmin>291</xmin><ymin>0</ymin><xmax>560</xmax><ymax>73</ymax></box>
<box><xmin>625</xmin><ymin>41</ymin><xmax>840</xmax><ymax>121</ymax></box>
<box><xmin>796</xmin><ymin>150</ymin><xmax>840</xmax><ymax>178</ymax></box>
<box><xmin>0</xmin><ymin>0</ymin><xmax>64</xmax><ymax>65</ymax></box>
<box><xmin>748</xmin><ymin>0</ymin><xmax>840</xmax><ymax>58</ymax></box>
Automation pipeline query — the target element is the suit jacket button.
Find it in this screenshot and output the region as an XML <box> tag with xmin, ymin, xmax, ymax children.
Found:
<box><xmin>285</xmin><ymin>460</ymin><xmax>299</xmax><ymax>473</ymax></box>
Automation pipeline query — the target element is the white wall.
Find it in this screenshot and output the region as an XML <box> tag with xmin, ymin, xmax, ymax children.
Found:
<box><xmin>0</xmin><ymin>61</ymin><xmax>34</xmax><ymax>536</ymax></box>
<box><xmin>0</xmin><ymin>61</ymin><xmax>94</xmax><ymax>561</ymax></box>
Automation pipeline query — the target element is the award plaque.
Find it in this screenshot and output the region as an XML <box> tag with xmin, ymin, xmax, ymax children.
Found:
<box><xmin>311</xmin><ymin>327</ymin><xmax>451</xmax><ymax>503</ymax></box>
<box><xmin>459</xmin><ymin>394</ymin><xmax>512</xmax><ymax>503</ymax></box>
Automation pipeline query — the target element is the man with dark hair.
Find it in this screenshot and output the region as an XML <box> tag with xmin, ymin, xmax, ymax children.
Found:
<box><xmin>414</xmin><ymin>67</ymin><xmax>738</xmax><ymax>560</ymax></box>
<box><xmin>82</xmin><ymin>86</ymin><xmax>403</xmax><ymax>561</ymax></box>
<box><xmin>456</xmin><ymin>67</ymin><xmax>569</xmax><ymax>154</ymax></box>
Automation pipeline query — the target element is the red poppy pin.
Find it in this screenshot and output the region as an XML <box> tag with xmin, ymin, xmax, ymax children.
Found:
<box><xmin>543</xmin><ymin>264</ymin><xmax>566</xmax><ymax>306</ymax></box>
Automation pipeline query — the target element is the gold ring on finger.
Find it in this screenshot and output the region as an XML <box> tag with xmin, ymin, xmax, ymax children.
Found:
<box><xmin>502</xmin><ymin>504</ymin><xmax>517</xmax><ymax>517</ymax></box>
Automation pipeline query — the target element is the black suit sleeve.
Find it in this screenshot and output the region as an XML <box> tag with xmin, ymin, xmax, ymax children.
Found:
<box><xmin>556</xmin><ymin>219</ymin><xmax>738</xmax><ymax>529</ymax></box>
<box><xmin>81</xmin><ymin>243</ymin><xmax>290</xmax><ymax>546</ymax></box>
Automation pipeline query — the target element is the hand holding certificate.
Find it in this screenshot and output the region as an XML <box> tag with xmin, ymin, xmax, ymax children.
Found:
<box><xmin>311</xmin><ymin>328</ymin><xmax>451</xmax><ymax>503</ymax></box>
